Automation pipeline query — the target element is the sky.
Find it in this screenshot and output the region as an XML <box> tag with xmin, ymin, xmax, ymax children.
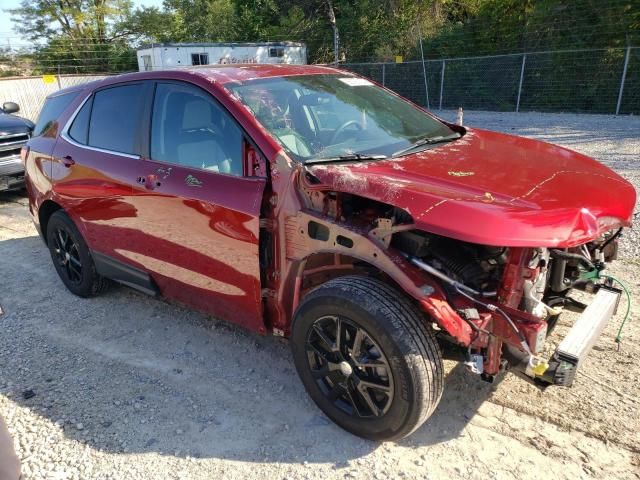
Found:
<box><xmin>0</xmin><ymin>0</ymin><xmax>164</xmax><ymax>48</ymax></box>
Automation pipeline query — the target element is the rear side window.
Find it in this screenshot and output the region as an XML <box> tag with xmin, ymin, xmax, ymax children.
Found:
<box><xmin>33</xmin><ymin>91</ymin><xmax>79</xmax><ymax>137</ymax></box>
<box><xmin>88</xmin><ymin>84</ymin><xmax>145</xmax><ymax>155</ymax></box>
<box><xmin>68</xmin><ymin>96</ymin><xmax>92</xmax><ymax>145</ymax></box>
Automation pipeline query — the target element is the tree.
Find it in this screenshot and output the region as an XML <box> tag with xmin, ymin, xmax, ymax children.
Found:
<box><xmin>9</xmin><ymin>0</ymin><xmax>137</xmax><ymax>73</ymax></box>
<box><xmin>127</xmin><ymin>0</ymin><xmax>429</xmax><ymax>63</ymax></box>
<box><xmin>129</xmin><ymin>0</ymin><xmax>236</xmax><ymax>43</ymax></box>
<box><xmin>10</xmin><ymin>0</ymin><xmax>637</xmax><ymax>74</ymax></box>
<box><xmin>422</xmin><ymin>0</ymin><xmax>637</xmax><ymax>58</ymax></box>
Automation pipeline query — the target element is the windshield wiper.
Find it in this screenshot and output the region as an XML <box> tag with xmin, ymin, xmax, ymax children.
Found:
<box><xmin>392</xmin><ymin>133</ymin><xmax>461</xmax><ymax>158</ymax></box>
<box><xmin>305</xmin><ymin>153</ymin><xmax>387</xmax><ymax>165</ymax></box>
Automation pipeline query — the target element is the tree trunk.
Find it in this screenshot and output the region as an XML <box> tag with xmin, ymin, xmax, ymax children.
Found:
<box><xmin>325</xmin><ymin>0</ymin><xmax>338</xmax><ymax>64</ymax></box>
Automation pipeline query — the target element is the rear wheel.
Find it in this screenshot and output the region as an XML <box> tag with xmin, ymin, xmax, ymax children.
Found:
<box><xmin>46</xmin><ymin>210</ymin><xmax>108</xmax><ymax>297</ymax></box>
<box><xmin>291</xmin><ymin>276</ymin><xmax>443</xmax><ymax>440</ymax></box>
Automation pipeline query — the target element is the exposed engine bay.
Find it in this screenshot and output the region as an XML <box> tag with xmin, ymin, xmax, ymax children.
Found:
<box><xmin>392</xmin><ymin>231</ymin><xmax>507</xmax><ymax>296</ymax></box>
<box><xmin>392</xmin><ymin>228</ymin><xmax>620</xmax><ymax>318</ymax></box>
<box><xmin>300</xmin><ymin>179</ymin><xmax>620</xmax><ymax>318</ymax></box>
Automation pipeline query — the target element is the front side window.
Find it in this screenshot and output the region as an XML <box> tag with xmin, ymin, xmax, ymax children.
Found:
<box><xmin>88</xmin><ymin>84</ymin><xmax>145</xmax><ymax>155</ymax></box>
<box><xmin>150</xmin><ymin>82</ymin><xmax>243</xmax><ymax>176</ymax></box>
<box><xmin>226</xmin><ymin>74</ymin><xmax>456</xmax><ymax>162</ymax></box>
<box><xmin>34</xmin><ymin>91</ymin><xmax>79</xmax><ymax>137</ymax></box>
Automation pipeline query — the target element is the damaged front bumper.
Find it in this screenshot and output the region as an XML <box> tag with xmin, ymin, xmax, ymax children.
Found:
<box><xmin>405</xmin><ymin>247</ymin><xmax>623</xmax><ymax>388</ymax></box>
<box><xmin>505</xmin><ymin>285</ymin><xmax>621</xmax><ymax>387</ymax></box>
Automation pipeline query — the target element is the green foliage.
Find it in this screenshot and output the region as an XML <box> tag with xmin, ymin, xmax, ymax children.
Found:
<box><xmin>423</xmin><ymin>0</ymin><xmax>638</xmax><ymax>58</ymax></box>
<box><xmin>9</xmin><ymin>0</ymin><xmax>137</xmax><ymax>73</ymax></box>
<box><xmin>31</xmin><ymin>37</ymin><xmax>136</xmax><ymax>74</ymax></box>
<box><xmin>6</xmin><ymin>0</ymin><xmax>639</xmax><ymax>79</ymax></box>
<box><xmin>10</xmin><ymin>0</ymin><xmax>135</xmax><ymax>43</ymax></box>
<box><xmin>140</xmin><ymin>0</ymin><xmax>237</xmax><ymax>42</ymax></box>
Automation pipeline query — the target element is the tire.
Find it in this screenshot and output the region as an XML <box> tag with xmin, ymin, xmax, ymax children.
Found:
<box><xmin>291</xmin><ymin>276</ymin><xmax>444</xmax><ymax>440</ymax></box>
<box><xmin>46</xmin><ymin>210</ymin><xmax>108</xmax><ymax>297</ymax></box>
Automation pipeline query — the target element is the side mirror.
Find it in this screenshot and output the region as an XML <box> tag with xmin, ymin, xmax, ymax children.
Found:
<box><xmin>2</xmin><ymin>102</ymin><xmax>19</xmax><ymax>114</ymax></box>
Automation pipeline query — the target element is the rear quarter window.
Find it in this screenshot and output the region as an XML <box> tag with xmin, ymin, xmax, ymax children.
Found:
<box><xmin>33</xmin><ymin>91</ymin><xmax>80</xmax><ymax>137</ymax></box>
<box><xmin>68</xmin><ymin>96</ymin><xmax>93</xmax><ymax>145</ymax></box>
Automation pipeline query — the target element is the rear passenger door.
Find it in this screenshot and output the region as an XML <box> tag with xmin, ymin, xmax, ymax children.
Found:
<box><xmin>129</xmin><ymin>81</ymin><xmax>267</xmax><ymax>331</ymax></box>
<box><xmin>51</xmin><ymin>81</ymin><xmax>150</xmax><ymax>262</ymax></box>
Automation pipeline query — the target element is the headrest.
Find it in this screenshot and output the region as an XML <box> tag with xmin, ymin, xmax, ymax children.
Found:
<box><xmin>181</xmin><ymin>98</ymin><xmax>213</xmax><ymax>130</ymax></box>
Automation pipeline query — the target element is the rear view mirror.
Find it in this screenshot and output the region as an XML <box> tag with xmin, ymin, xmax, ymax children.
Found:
<box><xmin>3</xmin><ymin>102</ymin><xmax>20</xmax><ymax>114</ymax></box>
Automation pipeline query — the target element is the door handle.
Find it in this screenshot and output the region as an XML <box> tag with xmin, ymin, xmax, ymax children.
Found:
<box><xmin>61</xmin><ymin>155</ymin><xmax>75</xmax><ymax>167</ymax></box>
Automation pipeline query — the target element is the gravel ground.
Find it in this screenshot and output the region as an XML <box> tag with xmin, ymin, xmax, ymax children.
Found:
<box><xmin>1</xmin><ymin>110</ymin><xmax>639</xmax><ymax>480</ymax></box>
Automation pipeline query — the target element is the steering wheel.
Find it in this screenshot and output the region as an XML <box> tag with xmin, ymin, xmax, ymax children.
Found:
<box><xmin>330</xmin><ymin>120</ymin><xmax>363</xmax><ymax>144</ymax></box>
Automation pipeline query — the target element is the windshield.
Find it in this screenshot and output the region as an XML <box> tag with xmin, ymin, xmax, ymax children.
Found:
<box><xmin>226</xmin><ymin>74</ymin><xmax>456</xmax><ymax>162</ymax></box>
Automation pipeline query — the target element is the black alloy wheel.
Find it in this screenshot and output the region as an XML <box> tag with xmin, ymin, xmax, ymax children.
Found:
<box><xmin>51</xmin><ymin>226</ymin><xmax>83</xmax><ymax>286</ymax></box>
<box><xmin>46</xmin><ymin>210</ymin><xmax>108</xmax><ymax>297</ymax></box>
<box><xmin>291</xmin><ymin>276</ymin><xmax>444</xmax><ymax>441</ymax></box>
<box><xmin>306</xmin><ymin>315</ymin><xmax>394</xmax><ymax>418</ymax></box>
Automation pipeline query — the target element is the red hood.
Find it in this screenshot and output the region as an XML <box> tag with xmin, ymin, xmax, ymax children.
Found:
<box><xmin>307</xmin><ymin>128</ymin><xmax>636</xmax><ymax>247</ymax></box>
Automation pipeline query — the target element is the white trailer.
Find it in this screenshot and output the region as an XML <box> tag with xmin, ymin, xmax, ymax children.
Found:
<box><xmin>136</xmin><ymin>42</ymin><xmax>307</xmax><ymax>71</ymax></box>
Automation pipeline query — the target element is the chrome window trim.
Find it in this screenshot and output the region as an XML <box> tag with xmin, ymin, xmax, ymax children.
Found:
<box><xmin>60</xmin><ymin>91</ymin><xmax>141</xmax><ymax>160</ymax></box>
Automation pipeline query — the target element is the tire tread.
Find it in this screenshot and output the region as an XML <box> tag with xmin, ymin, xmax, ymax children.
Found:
<box><xmin>47</xmin><ymin>210</ymin><xmax>109</xmax><ymax>297</ymax></box>
<box><xmin>297</xmin><ymin>275</ymin><xmax>444</xmax><ymax>439</ymax></box>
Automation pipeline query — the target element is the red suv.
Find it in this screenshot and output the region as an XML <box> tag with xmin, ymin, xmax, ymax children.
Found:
<box><xmin>25</xmin><ymin>65</ymin><xmax>635</xmax><ymax>440</ymax></box>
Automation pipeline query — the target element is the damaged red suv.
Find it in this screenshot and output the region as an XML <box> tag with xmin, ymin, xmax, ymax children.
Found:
<box><xmin>25</xmin><ymin>65</ymin><xmax>636</xmax><ymax>440</ymax></box>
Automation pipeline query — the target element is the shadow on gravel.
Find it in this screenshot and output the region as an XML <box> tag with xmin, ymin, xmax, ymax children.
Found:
<box><xmin>403</xmin><ymin>362</ymin><xmax>498</xmax><ymax>449</ymax></box>
<box><xmin>0</xmin><ymin>232</ymin><xmax>496</xmax><ymax>465</ymax></box>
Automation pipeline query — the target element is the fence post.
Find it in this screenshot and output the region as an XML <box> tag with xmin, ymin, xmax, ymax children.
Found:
<box><xmin>616</xmin><ymin>46</ymin><xmax>631</xmax><ymax>115</ymax></box>
<box><xmin>382</xmin><ymin>63</ymin><xmax>386</xmax><ymax>87</ymax></box>
<box><xmin>516</xmin><ymin>54</ymin><xmax>526</xmax><ymax>112</ymax></box>
<box><xmin>439</xmin><ymin>60</ymin><xmax>445</xmax><ymax>110</ymax></box>
<box><xmin>56</xmin><ymin>65</ymin><xmax>62</xmax><ymax>90</ymax></box>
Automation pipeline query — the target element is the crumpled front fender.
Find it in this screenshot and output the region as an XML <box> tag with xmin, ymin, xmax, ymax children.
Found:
<box><xmin>282</xmin><ymin>210</ymin><xmax>473</xmax><ymax>344</ymax></box>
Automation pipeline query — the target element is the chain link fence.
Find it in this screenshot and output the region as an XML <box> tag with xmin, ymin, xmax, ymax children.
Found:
<box><xmin>1</xmin><ymin>47</ymin><xmax>638</xmax><ymax>120</ymax></box>
<box><xmin>343</xmin><ymin>47</ymin><xmax>639</xmax><ymax>115</ymax></box>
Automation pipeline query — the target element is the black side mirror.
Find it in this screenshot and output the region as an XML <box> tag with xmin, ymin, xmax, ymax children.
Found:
<box><xmin>2</xmin><ymin>102</ymin><xmax>20</xmax><ymax>114</ymax></box>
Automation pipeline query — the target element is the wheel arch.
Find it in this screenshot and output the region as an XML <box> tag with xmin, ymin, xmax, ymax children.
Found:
<box><xmin>271</xmin><ymin>212</ymin><xmax>473</xmax><ymax>344</ymax></box>
<box><xmin>283</xmin><ymin>249</ymin><xmax>473</xmax><ymax>345</ymax></box>
<box><xmin>38</xmin><ymin>199</ymin><xmax>63</xmax><ymax>245</ymax></box>
<box><xmin>293</xmin><ymin>251</ymin><xmax>409</xmax><ymax>307</ymax></box>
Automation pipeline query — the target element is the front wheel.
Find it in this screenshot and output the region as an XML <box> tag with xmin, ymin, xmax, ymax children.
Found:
<box><xmin>291</xmin><ymin>276</ymin><xmax>444</xmax><ymax>440</ymax></box>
